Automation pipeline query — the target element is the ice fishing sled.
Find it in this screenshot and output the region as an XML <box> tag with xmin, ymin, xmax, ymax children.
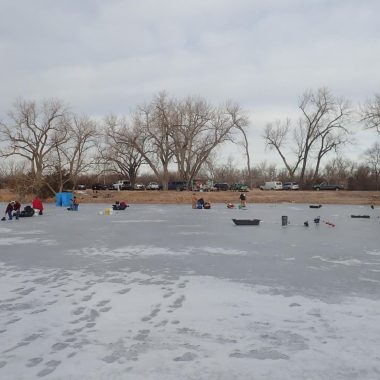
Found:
<box><xmin>232</xmin><ymin>219</ymin><xmax>260</xmax><ymax>226</ymax></box>
<box><xmin>309</xmin><ymin>204</ymin><xmax>322</xmax><ymax>209</ymax></box>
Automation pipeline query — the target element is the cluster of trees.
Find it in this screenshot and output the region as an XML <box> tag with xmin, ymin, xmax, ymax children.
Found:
<box><xmin>0</xmin><ymin>93</ymin><xmax>249</xmax><ymax>195</ymax></box>
<box><xmin>0</xmin><ymin>88</ymin><xmax>379</xmax><ymax>197</ymax></box>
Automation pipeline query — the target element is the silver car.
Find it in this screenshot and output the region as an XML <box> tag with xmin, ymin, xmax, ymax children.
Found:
<box><xmin>146</xmin><ymin>182</ymin><xmax>160</xmax><ymax>190</ymax></box>
<box><xmin>282</xmin><ymin>182</ymin><xmax>299</xmax><ymax>190</ymax></box>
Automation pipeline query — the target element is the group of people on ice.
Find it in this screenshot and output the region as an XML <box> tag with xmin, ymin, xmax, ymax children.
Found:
<box><xmin>112</xmin><ymin>200</ymin><xmax>128</xmax><ymax>210</ymax></box>
<box><xmin>192</xmin><ymin>192</ymin><xmax>247</xmax><ymax>210</ymax></box>
<box><xmin>191</xmin><ymin>193</ymin><xmax>211</xmax><ymax>209</ymax></box>
<box><xmin>3</xmin><ymin>191</ymin><xmax>248</xmax><ymax>220</ymax></box>
<box><xmin>2</xmin><ymin>197</ymin><xmax>44</xmax><ymax>221</ymax></box>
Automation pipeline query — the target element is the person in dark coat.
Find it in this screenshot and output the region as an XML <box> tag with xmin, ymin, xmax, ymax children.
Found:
<box><xmin>3</xmin><ymin>201</ymin><xmax>21</xmax><ymax>220</ymax></box>
<box><xmin>20</xmin><ymin>205</ymin><xmax>35</xmax><ymax>217</ymax></box>
<box><xmin>196</xmin><ymin>198</ymin><xmax>205</xmax><ymax>209</ymax></box>
<box><xmin>4</xmin><ymin>202</ymin><xmax>14</xmax><ymax>220</ymax></box>
<box><xmin>112</xmin><ymin>201</ymin><xmax>129</xmax><ymax>210</ymax></box>
<box><xmin>239</xmin><ymin>192</ymin><xmax>247</xmax><ymax>207</ymax></box>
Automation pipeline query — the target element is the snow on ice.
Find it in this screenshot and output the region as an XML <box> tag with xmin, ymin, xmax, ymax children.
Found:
<box><xmin>0</xmin><ymin>202</ymin><xmax>379</xmax><ymax>379</ymax></box>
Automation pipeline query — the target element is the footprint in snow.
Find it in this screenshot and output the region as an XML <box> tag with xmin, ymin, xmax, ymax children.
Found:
<box><xmin>26</xmin><ymin>357</ymin><xmax>43</xmax><ymax>367</ymax></box>
<box><xmin>36</xmin><ymin>360</ymin><xmax>61</xmax><ymax>377</ymax></box>
<box><xmin>173</xmin><ymin>352</ymin><xmax>197</xmax><ymax>361</ymax></box>
<box><xmin>96</xmin><ymin>300</ymin><xmax>110</xmax><ymax>307</ymax></box>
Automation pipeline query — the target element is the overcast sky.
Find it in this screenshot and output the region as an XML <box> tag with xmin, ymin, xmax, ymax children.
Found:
<box><xmin>0</xmin><ymin>0</ymin><xmax>379</xmax><ymax>168</ymax></box>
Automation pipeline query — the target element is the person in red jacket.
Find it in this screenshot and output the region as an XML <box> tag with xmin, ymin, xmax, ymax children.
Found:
<box><xmin>32</xmin><ymin>196</ymin><xmax>44</xmax><ymax>215</ymax></box>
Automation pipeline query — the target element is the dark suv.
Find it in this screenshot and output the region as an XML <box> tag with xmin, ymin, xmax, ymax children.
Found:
<box><xmin>213</xmin><ymin>183</ymin><xmax>229</xmax><ymax>191</ymax></box>
<box><xmin>168</xmin><ymin>181</ymin><xmax>188</xmax><ymax>191</ymax></box>
<box><xmin>92</xmin><ymin>183</ymin><xmax>108</xmax><ymax>191</ymax></box>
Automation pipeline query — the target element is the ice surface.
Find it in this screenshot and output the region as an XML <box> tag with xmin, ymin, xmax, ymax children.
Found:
<box><xmin>0</xmin><ymin>202</ymin><xmax>379</xmax><ymax>379</ymax></box>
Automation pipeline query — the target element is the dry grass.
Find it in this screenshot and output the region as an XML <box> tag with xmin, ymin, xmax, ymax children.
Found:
<box><xmin>1</xmin><ymin>188</ymin><xmax>379</xmax><ymax>206</ymax></box>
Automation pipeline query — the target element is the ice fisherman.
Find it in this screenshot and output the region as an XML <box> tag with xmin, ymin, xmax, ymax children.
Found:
<box><xmin>3</xmin><ymin>200</ymin><xmax>21</xmax><ymax>220</ymax></box>
<box><xmin>112</xmin><ymin>201</ymin><xmax>128</xmax><ymax>210</ymax></box>
<box><xmin>68</xmin><ymin>196</ymin><xmax>79</xmax><ymax>211</ymax></box>
<box><xmin>196</xmin><ymin>198</ymin><xmax>205</xmax><ymax>208</ymax></box>
<box><xmin>196</xmin><ymin>198</ymin><xmax>211</xmax><ymax>209</ymax></box>
<box><xmin>239</xmin><ymin>192</ymin><xmax>247</xmax><ymax>207</ymax></box>
<box><xmin>32</xmin><ymin>196</ymin><xmax>44</xmax><ymax>215</ymax></box>
<box><xmin>191</xmin><ymin>193</ymin><xmax>197</xmax><ymax>209</ymax></box>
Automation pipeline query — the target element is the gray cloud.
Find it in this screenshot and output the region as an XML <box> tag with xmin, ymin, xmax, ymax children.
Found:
<box><xmin>0</xmin><ymin>0</ymin><xmax>379</xmax><ymax>165</ymax></box>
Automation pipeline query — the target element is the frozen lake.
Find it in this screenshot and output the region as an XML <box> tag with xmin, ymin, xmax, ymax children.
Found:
<box><xmin>0</xmin><ymin>202</ymin><xmax>379</xmax><ymax>379</ymax></box>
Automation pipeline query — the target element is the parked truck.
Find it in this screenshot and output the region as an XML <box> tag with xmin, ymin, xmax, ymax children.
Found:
<box><xmin>112</xmin><ymin>180</ymin><xmax>132</xmax><ymax>190</ymax></box>
<box><xmin>313</xmin><ymin>182</ymin><xmax>344</xmax><ymax>191</ymax></box>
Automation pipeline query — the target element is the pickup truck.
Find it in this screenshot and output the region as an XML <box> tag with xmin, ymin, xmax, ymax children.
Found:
<box><xmin>112</xmin><ymin>180</ymin><xmax>132</xmax><ymax>190</ymax></box>
<box><xmin>313</xmin><ymin>182</ymin><xmax>344</xmax><ymax>191</ymax></box>
<box><xmin>230</xmin><ymin>183</ymin><xmax>249</xmax><ymax>192</ymax></box>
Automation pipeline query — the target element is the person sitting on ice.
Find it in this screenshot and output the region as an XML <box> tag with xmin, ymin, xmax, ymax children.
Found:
<box><xmin>3</xmin><ymin>201</ymin><xmax>15</xmax><ymax>220</ymax></box>
<box><xmin>119</xmin><ymin>201</ymin><xmax>128</xmax><ymax>210</ymax></box>
<box><xmin>112</xmin><ymin>201</ymin><xmax>128</xmax><ymax>210</ymax></box>
<box><xmin>20</xmin><ymin>205</ymin><xmax>35</xmax><ymax>217</ymax></box>
<box><xmin>227</xmin><ymin>203</ymin><xmax>235</xmax><ymax>209</ymax></box>
<box><xmin>3</xmin><ymin>201</ymin><xmax>21</xmax><ymax>220</ymax></box>
<box><xmin>203</xmin><ymin>201</ymin><xmax>211</xmax><ymax>209</ymax></box>
<box><xmin>196</xmin><ymin>198</ymin><xmax>204</xmax><ymax>209</ymax></box>
<box><xmin>32</xmin><ymin>196</ymin><xmax>44</xmax><ymax>215</ymax></box>
<box><xmin>4</xmin><ymin>201</ymin><xmax>14</xmax><ymax>220</ymax></box>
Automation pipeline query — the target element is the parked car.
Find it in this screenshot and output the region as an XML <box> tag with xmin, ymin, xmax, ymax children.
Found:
<box><xmin>77</xmin><ymin>184</ymin><xmax>87</xmax><ymax>190</ymax></box>
<box><xmin>146</xmin><ymin>182</ymin><xmax>160</xmax><ymax>190</ymax></box>
<box><xmin>134</xmin><ymin>183</ymin><xmax>145</xmax><ymax>190</ymax></box>
<box><xmin>313</xmin><ymin>182</ymin><xmax>344</xmax><ymax>191</ymax></box>
<box><xmin>282</xmin><ymin>182</ymin><xmax>299</xmax><ymax>190</ymax></box>
<box><xmin>230</xmin><ymin>183</ymin><xmax>249</xmax><ymax>192</ymax></box>
<box><xmin>213</xmin><ymin>183</ymin><xmax>230</xmax><ymax>191</ymax></box>
<box><xmin>259</xmin><ymin>181</ymin><xmax>283</xmax><ymax>190</ymax></box>
<box><xmin>92</xmin><ymin>183</ymin><xmax>108</xmax><ymax>191</ymax></box>
<box><xmin>168</xmin><ymin>181</ymin><xmax>188</xmax><ymax>191</ymax></box>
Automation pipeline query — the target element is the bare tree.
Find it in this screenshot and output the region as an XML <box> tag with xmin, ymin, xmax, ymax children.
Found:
<box><xmin>323</xmin><ymin>155</ymin><xmax>355</xmax><ymax>184</ymax></box>
<box><xmin>364</xmin><ymin>142</ymin><xmax>380</xmax><ymax>190</ymax></box>
<box><xmin>361</xmin><ymin>93</ymin><xmax>380</xmax><ymax>133</ymax></box>
<box><xmin>312</xmin><ymin>127</ymin><xmax>350</xmax><ymax>179</ymax></box>
<box><xmin>171</xmin><ymin>98</ymin><xmax>247</xmax><ymax>186</ymax></box>
<box><xmin>264</xmin><ymin>88</ymin><xmax>351</xmax><ymax>183</ymax></box>
<box><xmin>128</xmin><ymin>93</ymin><xmax>176</xmax><ymax>190</ymax></box>
<box><xmin>0</xmin><ymin>158</ymin><xmax>31</xmax><ymax>197</ymax></box>
<box><xmin>263</xmin><ymin>119</ymin><xmax>303</xmax><ymax>178</ymax></box>
<box><xmin>47</xmin><ymin>115</ymin><xmax>98</xmax><ymax>193</ymax></box>
<box><xmin>101</xmin><ymin>115</ymin><xmax>145</xmax><ymax>186</ymax></box>
<box><xmin>298</xmin><ymin>88</ymin><xmax>351</xmax><ymax>182</ymax></box>
<box><xmin>0</xmin><ymin>98</ymin><xmax>70</xmax><ymax>193</ymax></box>
<box><xmin>226</xmin><ymin>102</ymin><xmax>251</xmax><ymax>187</ymax></box>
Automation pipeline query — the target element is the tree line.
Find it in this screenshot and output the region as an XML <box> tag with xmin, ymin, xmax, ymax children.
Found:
<box><xmin>0</xmin><ymin>88</ymin><xmax>379</xmax><ymax>197</ymax></box>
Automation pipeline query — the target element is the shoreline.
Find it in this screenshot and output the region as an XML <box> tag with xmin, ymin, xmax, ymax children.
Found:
<box><xmin>1</xmin><ymin>189</ymin><xmax>378</xmax><ymax>206</ymax></box>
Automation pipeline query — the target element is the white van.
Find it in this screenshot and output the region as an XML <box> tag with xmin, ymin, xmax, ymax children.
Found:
<box><xmin>112</xmin><ymin>180</ymin><xmax>132</xmax><ymax>190</ymax></box>
<box><xmin>259</xmin><ymin>181</ymin><xmax>283</xmax><ymax>190</ymax></box>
